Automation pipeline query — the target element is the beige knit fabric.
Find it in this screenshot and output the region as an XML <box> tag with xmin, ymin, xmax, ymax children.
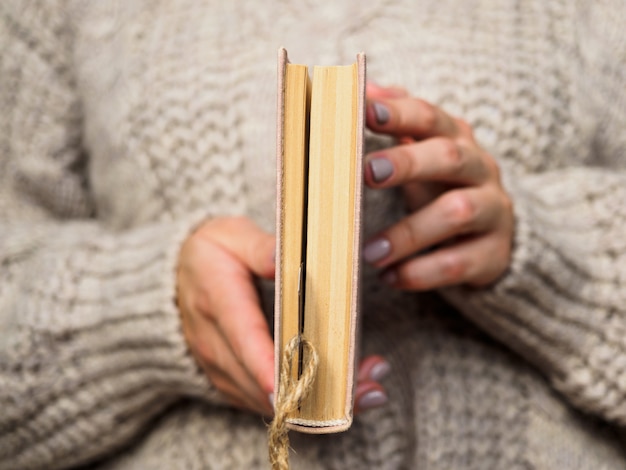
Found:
<box><xmin>1</xmin><ymin>0</ymin><xmax>626</xmax><ymax>469</ymax></box>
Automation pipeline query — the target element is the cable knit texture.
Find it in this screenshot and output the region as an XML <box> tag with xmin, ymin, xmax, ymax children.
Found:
<box><xmin>1</xmin><ymin>0</ymin><xmax>625</xmax><ymax>468</ymax></box>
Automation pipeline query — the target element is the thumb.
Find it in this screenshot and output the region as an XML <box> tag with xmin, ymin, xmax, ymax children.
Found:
<box><xmin>202</xmin><ymin>217</ymin><xmax>276</xmax><ymax>279</ymax></box>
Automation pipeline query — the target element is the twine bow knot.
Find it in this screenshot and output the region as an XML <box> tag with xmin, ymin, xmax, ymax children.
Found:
<box><xmin>268</xmin><ymin>335</ymin><xmax>319</xmax><ymax>469</ymax></box>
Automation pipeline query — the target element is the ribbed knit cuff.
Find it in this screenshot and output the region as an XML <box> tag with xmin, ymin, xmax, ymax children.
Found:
<box><xmin>442</xmin><ymin>168</ymin><xmax>626</xmax><ymax>424</ymax></box>
<box><xmin>443</xmin><ymin>184</ymin><xmax>571</xmax><ymax>370</ymax></box>
<box><xmin>57</xmin><ymin>210</ymin><xmax>219</xmax><ymax>401</ymax></box>
<box><xmin>0</xmin><ymin>211</ymin><xmax>227</xmax><ymax>469</ymax></box>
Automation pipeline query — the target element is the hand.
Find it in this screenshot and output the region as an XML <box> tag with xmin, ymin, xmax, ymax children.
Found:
<box><xmin>177</xmin><ymin>217</ymin><xmax>276</xmax><ymax>415</ymax></box>
<box><xmin>363</xmin><ymin>84</ymin><xmax>514</xmax><ymax>290</ymax></box>
<box><xmin>177</xmin><ymin>216</ymin><xmax>390</xmax><ymax>415</ymax></box>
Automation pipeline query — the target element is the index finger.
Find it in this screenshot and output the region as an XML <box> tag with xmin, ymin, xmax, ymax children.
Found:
<box><xmin>366</xmin><ymin>97</ymin><xmax>459</xmax><ymax>139</ymax></box>
<box><xmin>365</xmin><ymin>137</ymin><xmax>490</xmax><ymax>188</ymax></box>
<box><xmin>209</xmin><ymin>259</ymin><xmax>275</xmax><ymax>395</ymax></box>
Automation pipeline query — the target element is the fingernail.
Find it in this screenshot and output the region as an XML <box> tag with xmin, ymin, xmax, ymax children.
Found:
<box><xmin>369</xmin><ymin>361</ymin><xmax>391</xmax><ymax>382</ymax></box>
<box><xmin>358</xmin><ymin>390</ymin><xmax>388</xmax><ymax>411</ymax></box>
<box><xmin>369</xmin><ymin>157</ymin><xmax>393</xmax><ymax>183</ymax></box>
<box><xmin>363</xmin><ymin>238</ymin><xmax>391</xmax><ymax>264</ymax></box>
<box><xmin>372</xmin><ymin>102</ymin><xmax>390</xmax><ymax>125</ymax></box>
<box><xmin>382</xmin><ymin>270</ymin><xmax>397</xmax><ymax>285</ymax></box>
<box><xmin>268</xmin><ymin>393</ymin><xmax>274</xmax><ymax>409</ymax></box>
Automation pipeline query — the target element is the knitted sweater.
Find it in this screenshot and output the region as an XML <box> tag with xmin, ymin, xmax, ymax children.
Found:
<box><xmin>1</xmin><ymin>0</ymin><xmax>625</xmax><ymax>468</ymax></box>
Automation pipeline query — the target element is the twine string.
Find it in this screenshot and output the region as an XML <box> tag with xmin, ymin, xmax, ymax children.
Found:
<box><xmin>268</xmin><ymin>335</ymin><xmax>319</xmax><ymax>470</ymax></box>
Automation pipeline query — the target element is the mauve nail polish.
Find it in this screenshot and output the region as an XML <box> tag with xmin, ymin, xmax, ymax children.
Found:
<box><xmin>369</xmin><ymin>157</ymin><xmax>393</xmax><ymax>183</ymax></box>
<box><xmin>369</xmin><ymin>361</ymin><xmax>392</xmax><ymax>382</ymax></box>
<box><xmin>364</xmin><ymin>238</ymin><xmax>391</xmax><ymax>263</ymax></box>
<box><xmin>372</xmin><ymin>102</ymin><xmax>390</xmax><ymax>125</ymax></box>
<box><xmin>358</xmin><ymin>390</ymin><xmax>388</xmax><ymax>410</ymax></box>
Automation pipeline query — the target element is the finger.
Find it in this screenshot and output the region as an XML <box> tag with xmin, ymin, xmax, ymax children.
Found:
<box><xmin>208</xmin><ymin>264</ymin><xmax>274</xmax><ymax>392</ymax></box>
<box><xmin>367</xmin><ymin>97</ymin><xmax>459</xmax><ymax>138</ymax></box>
<box><xmin>203</xmin><ymin>217</ymin><xmax>276</xmax><ymax>279</ymax></box>
<box><xmin>364</xmin><ymin>186</ymin><xmax>505</xmax><ymax>267</ymax></box>
<box><xmin>403</xmin><ymin>182</ymin><xmax>446</xmax><ymax>212</ymax></box>
<box><xmin>365</xmin><ymin>137</ymin><xmax>491</xmax><ymax>188</ymax></box>
<box><xmin>207</xmin><ymin>255</ymin><xmax>276</xmax><ymax>395</ymax></box>
<box><xmin>183</xmin><ymin>299</ymin><xmax>271</xmax><ymax>413</ymax></box>
<box><xmin>206</xmin><ymin>363</ymin><xmax>273</xmax><ymax>415</ymax></box>
<box><xmin>366</xmin><ymin>82</ymin><xmax>409</xmax><ymax>100</ymax></box>
<box><xmin>384</xmin><ymin>232</ymin><xmax>512</xmax><ymax>290</ymax></box>
<box><xmin>354</xmin><ymin>381</ymin><xmax>388</xmax><ymax>414</ymax></box>
<box><xmin>192</xmin><ymin>316</ymin><xmax>272</xmax><ymax>414</ymax></box>
<box><xmin>190</xmin><ymin>241</ymin><xmax>275</xmax><ymax>397</ymax></box>
<box><xmin>357</xmin><ymin>355</ymin><xmax>391</xmax><ymax>382</ymax></box>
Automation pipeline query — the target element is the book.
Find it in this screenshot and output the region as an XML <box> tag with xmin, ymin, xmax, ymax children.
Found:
<box><xmin>274</xmin><ymin>48</ymin><xmax>366</xmax><ymax>433</ymax></box>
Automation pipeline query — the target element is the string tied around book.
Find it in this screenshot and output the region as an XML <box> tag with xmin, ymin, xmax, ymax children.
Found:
<box><xmin>268</xmin><ymin>335</ymin><xmax>319</xmax><ymax>470</ymax></box>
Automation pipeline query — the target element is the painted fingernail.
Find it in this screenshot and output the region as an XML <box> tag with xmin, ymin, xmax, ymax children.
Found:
<box><xmin>358</xmin><ymin>390</ymin><xmax>388</xmax><ymax>411</ymax></box>
<box><xmin>369</xmin><ymin>361</ymin><xmax>392</xmax><ymax>382</ymax></box>
<box><xmin>382</xmin><ymin>270</ymin><xmax>397</xmax><ymax>285</ymax></box>
<box><xmin>363</xmin><ymin>238</ymin><xmax>391</xmax><ymax>264</ymax></box>
<box><xmin>369</xmin><ymin>157</ymin><xmax>393</xmax><ymax>183</ymax></box>
<box><xmin>372</xmin><ymin>102</ymin><xmax>390</xmax><ymax>125</ymax></box>
<box><xmin>268</xmin><ymin>393</ymin><xmax>275</xmax><ymax>409</ymax></box>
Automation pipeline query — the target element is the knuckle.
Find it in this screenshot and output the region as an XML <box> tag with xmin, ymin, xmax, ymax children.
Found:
<box><xmin>439</xmin><ymin>138</ymin><xmax>464</xmax><ymax>170</ymax></box>
<box><xmin>443</xmin><ymin>191</ymin><xmax>475</xmax><ymax>231</ymax></box>
<box><xmin>455</xmin><ymin>118</ymin><xmax>474</xmax><ymax>137</ymax></box>
<box><xmin>399</xmin><ymin>145</ymin><xmax>419</xmax><ymax>178</ymax></box>
<box><xmin>396</xmin><ymin>218</ymin><xmax>420</xmax><ymax>251</ymax></box>
<box><xmin>440</xmin><ymin>252</ymin><xmax>467</xmax><ymax>282</ymax></box>
<box><xmin>417</xmin><ymin>100</ymin><xmax>438</xmax><ymax>130</ymax></box>
<box><xmin>397</xmin><ymin>263</ymin><xmax>427</xmax><ymax>291</ymax></box>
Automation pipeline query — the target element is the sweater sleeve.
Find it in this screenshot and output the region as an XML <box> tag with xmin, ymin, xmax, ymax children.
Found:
<box><xmin>0</xmin><ymin>4</ymin><xmax>221</xmax><ymax>469</ymax></box>
<box><xmin>443</xmin><ymin>3</ymin><xmax>626</xmax><ymax>427</ymax></box>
